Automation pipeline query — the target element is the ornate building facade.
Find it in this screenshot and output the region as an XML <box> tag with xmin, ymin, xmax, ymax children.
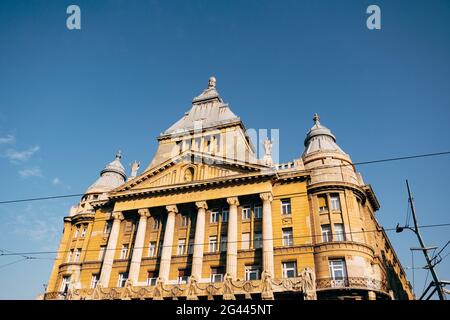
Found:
<box><xmin>44</xmin><ymin>77</ymin><xmax>413</xmax><ymax>300</ymax></box>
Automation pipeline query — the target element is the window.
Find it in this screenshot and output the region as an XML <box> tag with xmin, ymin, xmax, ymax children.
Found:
<box><xmin>242</xmin><ymin>206</ymin><xmax>251</xmax><ymax>220</ymax></box>
<box><xmin>330</xmin><ymin>194</ymin><xmax>341</xmax><ymax>211</ymax></box>
<box><xmin>104</xmin><ymin>221</ymin><xmax>112</xmax><ymax>234</ymax></box>
<box><xmin>147</xmin><ymin>271</ymin><xmax>158</xmax><ymax>286</ymax></box>
<box><xmin>60</xmin><ymin>275</ymin><xmax>71</xmax><ymax>293</ymax></box>
<box><xmin>120</xmin><ymin>244</ymin><xmax>129</xmax><ymax>260</ymax></box>
<box><xmin>210</xmin><ymin>267</ymin><xmax>224</xmax><ymax>282</ymax></box>
<box><xmin>80</xmin><ymin>225</ymin><xmax>87</xmax><ymax>238</ymax></box>
<box><xmin>181</xmin><ymin>215</ymin><xmax>189</xmax><ymax>227</ymax></box>
<box><xmin>188</xmin><ymin>239</ymin><xmax>194</xmax><ymax>254</ymax></box>
<box><xmin>67</xmin><ymin>249</ymin><xmax>74</xmax><ymax>263</ymax></box>
<box><xmin>117</xmin><ymin>272</ymin><xmax>128</xmax><ymax>288</ymax></box>
<box><xmin>74</xmin><ymin>248</ymin><xmax>81</xmax><ymax>262</ymax></box>
<box><xmin>254</xmin><ymin>205</ymin><xmax>262</xmax><ymax>219</ymax></box>
<box><xmin>148</xmin><ymin>242</ymin><xmax>156</xmax><ymax>257</ymax></box>
<box><xmin>210</xmin><ymin>209</ymin><xmax>219</xmax><ymax>223</ymax></box>
<box><xmin>281</xmin><ymin>199</ymin><xmax>292</xmax><ymax>215</ymax></box>
<box><xmin>97</xmin><ymin>245</ymin><xmax>106</xmax><ymax>261</ymax></box>
<box><xmin>153</xmin><ymin>217</ymin><xmax>160</xmax><ymax>229</ymax></box>
<box><xmin>245</xmin><ymin>266</ymin><xmax>260</xmax><ymax>280</ymax></box>
<box><xmin>329</xmin><ymin>259</ymin><xmax>347</xmax><ymax>281</ymax></box>
<box><xmin>209</xmin><ymin>236</ymin><xmax>217</xmax><ymax>253</ymax></box>
<box><xmin>254</xmin><ymin>232</ymin><xmax>262</xmax><ymax>249</ymax></box>
<box><xmin>282</xmin><ymin>228</ymin><xmax>293</xmax><ymax>246</ymax></box>
<box><xmin>321</xmin><ymin>224</ymin><xmax>332</xmax><ymax>242</ymax></box>
<box><xmin>90</xmin><ymin>274</ymin><xmax>99</xmax><ymax>289</ymax></box>
<box><xmin>73</xmin><ymin>226</ymin><xmax>80</xmax><ymax>238</ymax></box>
<box><xmin>282</xmin><ymin>261</ymin><xmax>297</xmax><ymax>278</ymax></box>
<box><xmin>177</xmin><ymin>239</ymin><xmax>186</xmax><ymax>255</ymax></box>
<box><xmin>241</xmin><ymin>233</ymin><xmax>250</xmax><ymax>250</ymax></box>
<box><xmin>318</xmin><ymin>195</ymin><xmax>328</xmax><ymax>213</ymax></box>
<box><xmin>334</xmin><ymin>223</ymin><xmax>346</xmax><ymax>241</ymax></box>
<box><xmin>220</xmin><ymin>235</ymin><xmax>227</xmax><ymax>252</ymax></box>
<box><xmin>221</xmin><ymin>209</ymin><xmax>229</xmax><ymax>223</ymax></box>
<box><xmin>178</xmin><ymin>269</ymin><xmax>189</xmax><ymax>284</ymax></box>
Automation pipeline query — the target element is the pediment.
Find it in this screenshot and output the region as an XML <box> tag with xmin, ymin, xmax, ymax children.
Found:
<box><xmin>114</xmin><ymin>151</ymin><xmax>269</xmax><ymax>192</ymax></box>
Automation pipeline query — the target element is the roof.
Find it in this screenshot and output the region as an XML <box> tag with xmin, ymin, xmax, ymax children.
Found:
<box><xmin>85</xmin><ymin>151</ymin><xmax>126</xmax><ymax>194</ymax></box>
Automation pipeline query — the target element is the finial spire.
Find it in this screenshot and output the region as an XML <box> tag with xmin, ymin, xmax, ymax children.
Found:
<box><xmin>208</xmin><ymin>76</ymin><xmax>216</xmax><ymax>89</ymax></box>
<box><xmin>313</xmin><ymin>113</ymin><xmax>320</xmax><ymax>125</ymax></box>
<box><xmin>115</xmin><ymin>150</ymin><xmax>122</xmax><ymax>160</ymax></box>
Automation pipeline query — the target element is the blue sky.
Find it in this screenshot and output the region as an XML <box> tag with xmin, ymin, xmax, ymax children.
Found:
<box><xmin>0</xmin><ymin>0</ymin><xmax>449</xmax><ymax>299</ymax></box>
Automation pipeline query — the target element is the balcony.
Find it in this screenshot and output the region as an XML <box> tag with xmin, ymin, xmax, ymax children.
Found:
<box><xmin>316</xmin><ymin>277</ymin><xmax>387</xmax><ymax>292</ymax></box>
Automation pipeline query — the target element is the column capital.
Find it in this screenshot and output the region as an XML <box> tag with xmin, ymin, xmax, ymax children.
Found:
<box><xmin>195</xmin><ymin>201</ymin><xmax>208</xmax><ymax>210</ymax></box>
<box><xmin>226</xmin><ymin>197</ymin><xmax>239</xmax><ymax>206</ymax></box>
<box><xmin>166</xmin><ymin>205</ymin><xmax>178</xmax><ymax>214</ymax></box>
<box><xmin>137</xmin><ymin>208</ymin><xmax>151</xmax><ymax>217</ymax></box>
<box><xmin>260</xmin><ymin>192</ymin><xmax>273</xmax><ymax>202</ymax></box>
<box><xmin>112</xmin><ymin>211</ymin><xmax>124</xmax><ymax>220</ymax></box>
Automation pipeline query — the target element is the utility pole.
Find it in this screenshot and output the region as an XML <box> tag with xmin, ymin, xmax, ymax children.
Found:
<box><xmin>406</xmin><ymin>180</ymin><xmax>446</xmax><ymax>300</ymax></box>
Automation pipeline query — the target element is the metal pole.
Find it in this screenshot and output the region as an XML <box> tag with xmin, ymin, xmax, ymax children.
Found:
<box><xmin>406</xmin><ymin>180</ymin><xmax>446</xmax><ymax>300</ymax></box>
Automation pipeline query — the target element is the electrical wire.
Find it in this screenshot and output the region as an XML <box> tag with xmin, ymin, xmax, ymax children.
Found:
<box><xmin>0</xmin><ymin>150</ymin><xmax>450</xmax><ymax>205</ymax></box>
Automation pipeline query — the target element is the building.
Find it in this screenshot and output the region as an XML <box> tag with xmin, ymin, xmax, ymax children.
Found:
<box><xmin>43</xmin><ymin>77</ymin><xmax>413</xmax><ymax>300</ymax></box>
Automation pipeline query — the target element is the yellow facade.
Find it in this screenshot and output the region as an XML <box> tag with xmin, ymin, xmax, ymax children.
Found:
<box><xmin>44</xmin><ymin>78</ymin><xmax>413</xmax><ymax>300</ymax></box>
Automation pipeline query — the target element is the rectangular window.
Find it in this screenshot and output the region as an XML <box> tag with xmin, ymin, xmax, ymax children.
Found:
<box><xmin>90</xmin><ymin>274</ymin><xmax>99</xmax><ymax>289</ymax></box>
<box><xmin>254</xmin><ymin>232</ymin><xmax>262</xmax><ymax>249</ymax></box>
<box><xmin>74</xmin><ymin>248</ymin><xmax>81</xmax><ymax>262</ymax></box>
<box><xmin>153</xmin><ymin>217</ymin><xmax>160</xmax><ymax>229</ymax></box>
<box><xmin>73</xmin><ymin>226</ymin><xmax>80</xmax><ymax>238</ymax></box>
<box><xmin>329</xmin><ymin>259</ymin><xmax>347</xmax><ymax>282</ymax></box>
<box><xmin>254</xmin><ymin>205</ymin><xmax>262</xmax><ymax>219</ymax></box>
<box><xmin>67</xmin><ymin>249</ymin><xmax>74</xmax><ymax>263</ymax></box>
<box><xmin>210</xmin><ymin>209</ymin><xmax>219</xmax><ymax>223</ymax></box>
<box><xmin>242</xmin><ymin>206</ymin><xmax>251</xmax><ymax>220</ymax></box>
<box><xmin>210</xmin><ymin>267</ymin><xmax>224</xmax><ymax>283</ymax></box>
<box><xmin>80</xmin><ymin>225</ymin><xmax>87</xmax><ymax>238</ymax></box>
<box><xmin>282</xmin><ymin>261</ymin><xmax>297</xmax><ymax>278</ymax></box>
<box><xmin>148</xmin><ymin>242</ymin><xmax>156</xmax><ymax>257</ymax></box>
<box><xmin>330</xmin><ymin>194</ymin><xmax>341</xmax><ymax>211</ymax></box>
<box><xmin>282</xmin><ymin>228</ymin><xmax>293</xmax><ymax>246</ymax></box>
<box><xmin>147</xmin><ymin>271</ymin><xmax>158</xmax><ymax>286</ymax></box>
<box><xmin>178</xmin><ymin>269</ymin><xmax>189</xmax><ymax>284</ymax></box>
<box><xmin>318</xmin><ymin>195</ymin><xmax>329</xmax><ymax>213</ymax></box>
<box><xmin>120</xmin><ymin>244</ymin><xmax>129</xmax><ymax>260</ymax></box>
<box><xmin>98</xmin><ymin>245</ymin><xmax>106</xmax><ymax>261</ymax></box>
<box><xmin>188</xmin><ymin>239</ymin><xmax>194</xmax><ymax>255</ymax></box>
<box><xmin>221</xmin><ymin>209</ymin><xmax>229</xmax><ymax>223</ymax></box>
<box><xmin>103</xmin><ymin>221</ymin><xmax>112</xmax><ymax>234</ymax></box>
<box><xmin>177</xmin><ymin>239</ymin><xmax>186</xmax><ymax>255</ymax></box>
<box><xmin>220</xmin><ymin>235</ymin><xmax>227</xmax><ymax>252</ymax></box>
<box><xmin>281</xmin><ymin>199</ymin><xmax>292</xmax><ymax>215</ymax></box>
<box><xmin>117</xmin><ymin>272</ymin><xmax>128</xmax><ymax>288</ymax></box>
<box><xmin>334</xmin><ymin>223</ymin><xmax>346</xmax><ymax>241</ymax></box>
<box><xmin>245</xmin><ymin>266</ymin><xmax>260</xmax><ymax>280</ymax></box>
<box><xmin>209</xmin><ymin>236</ymin><xmax>218</xmax><ymax>253</ymax></box>
<box><xmin>181</xmin><ymin>215</ymin><xmax>189</xmax><ymax>227</ymax></box>
<box><xmin>321</xmin><ymin>224</ymin><xmax>332</xmax><ymax>242</ymax></box>
<box><xmin>241</xmin><ymin>233</ymin><xmax>250</xmax><ymax>250</ymax></box>
<box><xmin>60</xmin><ymin>275</ymin><xmax>71</xmax><ymax>293</ymax></box>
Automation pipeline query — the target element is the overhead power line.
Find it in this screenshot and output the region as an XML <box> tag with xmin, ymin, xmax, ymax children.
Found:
<box><xmin>1</xmin><ymin>222</ymin><xmax>449</xmax><ymax>258</ymax></box>
<box><xmin>0</xmin><ymin>150</ymin><xmax>449</xmax><ymax>205</ymax></box>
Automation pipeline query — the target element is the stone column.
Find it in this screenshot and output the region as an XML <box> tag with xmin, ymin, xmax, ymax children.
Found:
<box><xmin>158</xmin><ymin>205</ymin><xmax>178</xmax><ymax>282</ymax></box>
<box><xmin>192</xmin><ymin>201</ymin><xmax>208</xmax><ymax>280</ymax></box>
<box><xmin>128</xmin><ymin>208</ymin><xmax>150</xmax><ymax>284</ymax></box>
<box><xmin>226</xmin><ymin>197</ymin><xmax>239</xmax><ymax>279</ymax></box>
<box><xmin>260</xmin><ymin>192</ymin><xmax>274</xmax><ymax>277</ymax></box>
<box><xmin>99</xmin><ymin>211</ymin><xmax>124</xmax><ymax>287</ymax></box>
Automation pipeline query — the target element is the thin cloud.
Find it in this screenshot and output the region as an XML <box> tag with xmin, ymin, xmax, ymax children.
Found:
<box><xmin>18</xmin><ymin>167</ymin><xmax>43</xmax><ymax>178</ymax></box>
<box><xmin>3</xmin><ymin>145</ymin><xmax>40</xmax><ymax>163</ymax></box>
<box><xmin>0</xmin><ymin>134</ymin><xmax>15</xmax><ymax>144</ymax></box>
<box><xmin>52</xmin><ymin>177</ymin><xmax>60</xmax><ymax>185</ymax></box>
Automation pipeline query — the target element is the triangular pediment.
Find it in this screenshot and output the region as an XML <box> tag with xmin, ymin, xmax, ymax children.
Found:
<box><xmin>113</xmin><ymin>151</ymin><xmax>269</xmax><ymax>193</ymax></box>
